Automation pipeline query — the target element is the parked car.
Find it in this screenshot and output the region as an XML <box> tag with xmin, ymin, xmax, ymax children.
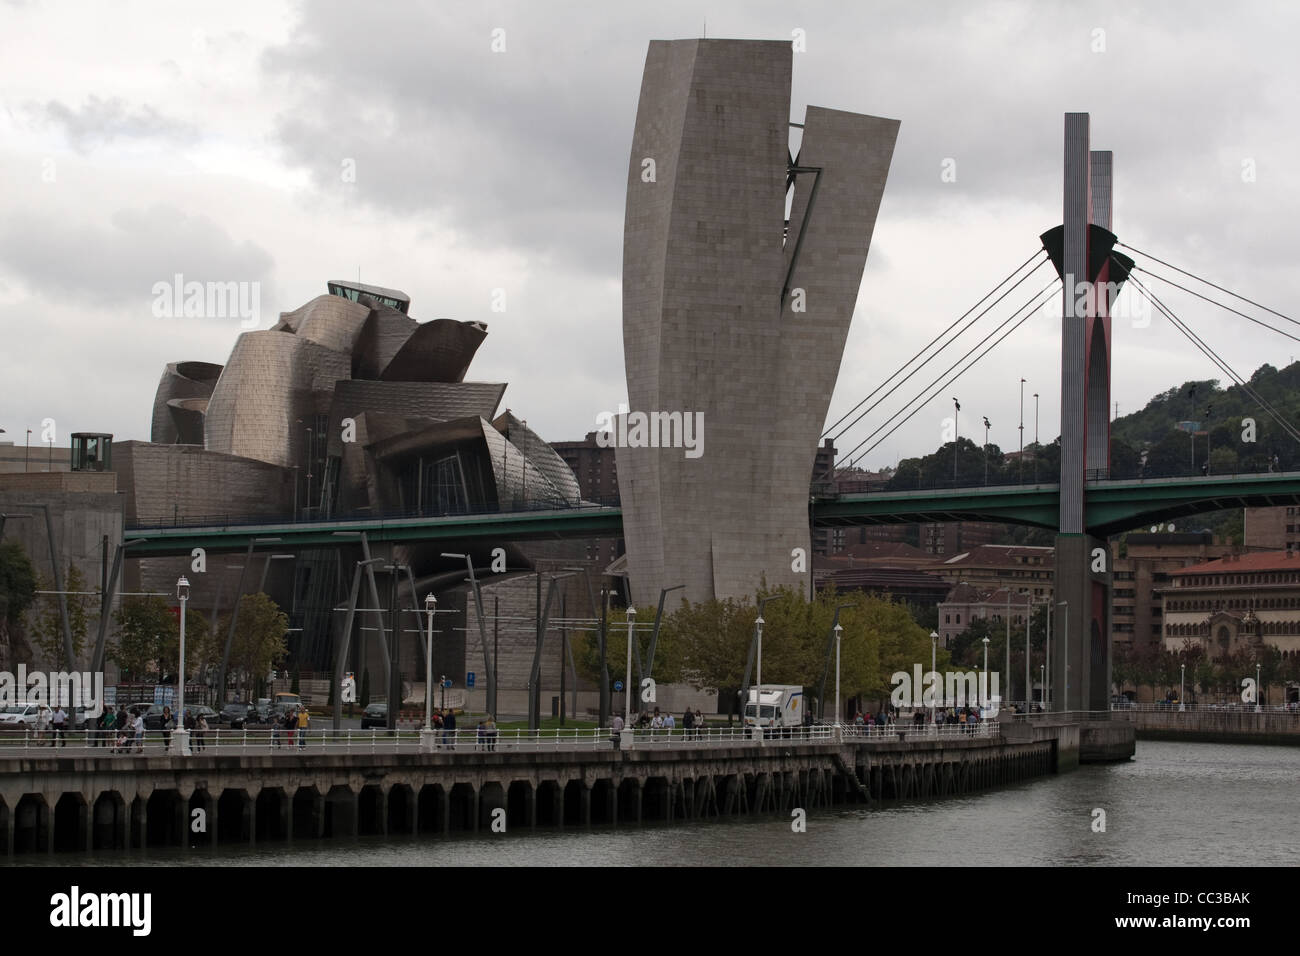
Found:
<box><xmin>185</xmin><ymin>705</ymin><xmax>220</xmax><ymax>725</ymax></box>
<box><xmin>360</xmin><ymin>702</ymin><xmax>388</xmax><ymax>729</ymax></box>
<box><xmin>218</xmin><ymin>702</ymin><xmax>252</xmax><ymax>728</ymax></box>
<box><xmin>0</xmin><ymin>703</ymin><xmax>47</xmax><ymax>729</ymax></box>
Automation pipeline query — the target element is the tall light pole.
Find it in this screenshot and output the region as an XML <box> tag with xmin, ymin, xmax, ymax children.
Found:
<box><xmin>953</xmin><ymin>398</ymin><xmax>961</xmax><ymax>484</ymax></box>
<box><xmin>833</xmin><ymin>622</ymin><xmax>843</xmax><ymax>731</ymax></box>
<box><xmin>422</xmin><ymin>593</ymin><xmax>437</xmax><ymax>751</ymax></box>
<box><xmin>1033</xmin><ymin>393</ymin><xmax>1039</xmax><ymax>483</ymax></box>
<box><xmin>1040</xmin><ymin>663</ymin><xmax>1045</xmax><ymax>708</ymax></box>
<box><xmin>624</xmin><ymin>606</ymin><xmax>636</xmax><ymax>729</ymax></box>
<box><xmin>755</xmin><ymin>610</ymin><xmax>766</xmax><ymax>739</ymax></box>
<box><xmin>172</xmin><ymin>576</ymin><xmax>192</xmax><ymax>755</ymax></box>
<box><xmin>1179</xmin><ymin>662</ymin><xmax>1185</xmax><ymax>712</ymax></box>
<box><xmin>1005</xmin><ymin>590</ymin><xmax>1011</xmax><ymax>708</ymax></box>
<box><xmin>1019</xmin><ymin>378</ymin><xmax>1026</xmax><ymax>484</ymax></box>
<box><xmin>1256</xmin><ymin>662</ymin><xmax>1262</xmax><ymax>713</ymax></box>
<box><xmin>1025</xmin><ymin>602</ymin><xmax>1031</xmax><ymax>713</ymax></box>
<box><xmin>982</xmin><ymin>416</ymin><xmax>991</xmax><ymax>485</ymax></box>
<box><xmin>981</xmin><ymin>636</ymin><xmax>990</xmax><ymax>708</ymax></box>
<box><xmin>1058</xmin><ymin>600</ymin><xmax>1069</xmax><ymax>712</ymax></box>
<box><xmin>930</xmin><ymin>630</ymin><xmax>938</xmax><ymax>724</ymax></box>
<box><xmin>1045</xmin><ymin>598</ymin><xmax>1053</xmax><ymax>711</ymax></box>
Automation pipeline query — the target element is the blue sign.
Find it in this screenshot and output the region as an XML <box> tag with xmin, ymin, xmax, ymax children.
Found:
<box><xmin>466</xmin><ymin>672</ymin><xmax>476</xmax><ymax>688</ymax></box>
<box><xmin>614</xmin><ymin>681</ymin><xmax>623</xmax><ymax>692</ymax></box>
<box><xmin>443</xmin><ymin>679</ymin><xmax>453</xmax><ymax>688</ymax></box>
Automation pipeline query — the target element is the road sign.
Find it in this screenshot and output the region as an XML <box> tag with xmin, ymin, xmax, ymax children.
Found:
<box><xmin>467</xmin><ymin>672</ymin><xmax>476</xmax><ymax>688</ymax></box>
<box><xmin>614</xmin><ymin>680</ymin><xmax>623</xmax><ymax>692</ymax></box>
<box><xmin>443</xmin><ymin>678</ymin><xmax>453</xmax><ymax>688</ymax></box>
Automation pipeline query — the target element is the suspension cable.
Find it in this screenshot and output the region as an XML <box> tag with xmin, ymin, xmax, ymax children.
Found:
<box><xmin>1118</xmin><ymin>241</ymin><xmax>1300</xmax><ymax>330</ymax></box>
<box><xmin>1131</xmin><ymin>265</ymin><xmax>1300</xmax><ymax>345</ymax></box>
<box><xmin>823</xmin><ymin>250</ymin><xmax>1048</xmax><ymax>440</ymax></box>
<box><xmin>837</xmin><ymin>279</ymin><xmax>1060</xmax><ymax>466</ymax></box>
<box><xmin>1123</xmin><ymin>266</ymin><xmax>1300</xmax><ymax>446</ymax></box>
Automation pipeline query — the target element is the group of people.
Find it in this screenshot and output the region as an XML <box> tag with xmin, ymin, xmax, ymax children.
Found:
<box><xmin>28</xmin><ymin>704</ymin><xmax>72</xmax><ymax>746</ymax></box>
<box><xmin>269</xmin><ymin>706</ymin><xmax>311</xmax><ymax>749</ymax></box>
<box><xmin>609</xmin><ymin>707</ymin><xmax>708</xmax><ymax>739</ymax></box>
<box><xmin>474</xmin><ymin>716</ymin><xmax>498</xmax><ymax>751</ymax></box>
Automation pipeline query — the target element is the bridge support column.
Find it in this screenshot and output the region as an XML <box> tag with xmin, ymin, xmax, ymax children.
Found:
<box><xmin>1053</xmin><ymin>533</ymin><xmax>1111</xmax><ymax>712</ymax></box>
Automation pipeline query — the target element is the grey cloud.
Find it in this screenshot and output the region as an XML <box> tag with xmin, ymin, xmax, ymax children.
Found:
<box><xmin>35</xmin><ymin>96</ymin><xmax>201</xmax><ymax>152</ymax></box>
<box><xmin>0</xmin><ymin>204</ymin><xmax>275</xmax><ymax>311</ymax></box>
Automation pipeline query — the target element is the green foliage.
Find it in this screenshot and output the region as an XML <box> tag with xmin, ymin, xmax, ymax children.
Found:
<box><xmin>112</xmin><ymin>595</ymin><xmax>176</xmax><ymax>681</ymax></box>
<box><xmin>29</xmin><ymin>564</ymin><xmax>93</xmax><ymax>668</ymax></box>
<box><xmin>575</xmin><ymin>585</ymin><xmax>947</xmax><ymax>715</ymax></box>
<box><xmin>221</xmin><ymin>592</ymin><xmax>289</xmax><ymax>700</ymax></box>
<box><xmin>0</xmin><ymin>539</ymin><xmax>37</xmax><ymax>625</ymax></box>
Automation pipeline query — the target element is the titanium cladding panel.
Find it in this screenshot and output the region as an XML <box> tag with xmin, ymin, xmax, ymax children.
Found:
<box><xmin>617</xmin><ymin>38</ymin><xmax>898</xmax><ymax>604</ymax></box>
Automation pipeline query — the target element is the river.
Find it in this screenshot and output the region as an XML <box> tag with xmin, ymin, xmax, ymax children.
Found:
<box><xmin>12</xmin><ymin>740</ymin><xmax>1299</xmax><ymax>867</ymax></box>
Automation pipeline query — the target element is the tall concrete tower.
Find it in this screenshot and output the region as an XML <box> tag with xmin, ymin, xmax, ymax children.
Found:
<box><xmin>616</xmin><ymin>38</ymin><xmax>898</xmax><ymax>605</ymax></box>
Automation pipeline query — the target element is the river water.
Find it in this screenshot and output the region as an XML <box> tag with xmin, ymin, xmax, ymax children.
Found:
<box><xmin>15</xmin><ymin>740</ymin><xmax>1300</xmax><ymax>867</ymax></box>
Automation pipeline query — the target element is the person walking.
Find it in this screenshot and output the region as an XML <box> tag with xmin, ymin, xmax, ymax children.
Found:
<box><xmin>682</xmin><ymin>708</ymin><xmax>695</xmax><ymax>741</ymax></box>
<box><xmin>161</xmin><ymin>706</ymin><xmax>175</xmax><ymax>750</ymax></box>
<box><xmin>442</xmin><ymin>707</ymin><xmax>456</xmax><ymax>749</ymax></box>
<box><xmin>297</xmin><ymin>705</ymin><xmax>310</xmax><ymax>749</ymax></box>
<box><xmin>195</xmin><ymin>712</ymin><xmax>208</xmax><ymax>752</ymax></box>
<box><xmin>51</xmin><ymin>704</ymin><xmax>67</xmax><ymax>747</ymax></box>
<box><xmin>611</xmin><ymin>712</ymin><xmax>624</xmax><ymax>750</ymax></box>
<box><xmin>132</xmin><ymin>710</ymin><xmax>145</xmax><ymax>753</ymax></box>
<box><xmin>98</xmin><ymin>707</ymin><xmax>114</xmax><ymax>749</ymax></box>
<box><xmin>285</xmin><ymin>708</ymin><xmax>296</xmax><ymax>748</ymax></box>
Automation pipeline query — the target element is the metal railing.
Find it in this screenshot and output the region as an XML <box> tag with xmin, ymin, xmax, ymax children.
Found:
<box><xmin>0</xmin><ymin>720</ymin><xmax>1000</xmax><ymax>756</ymax></box>
<box><xmin>1110</xmin><ymin>702</ymin><xmax>1299</xmax><ymax>714</ymax></box>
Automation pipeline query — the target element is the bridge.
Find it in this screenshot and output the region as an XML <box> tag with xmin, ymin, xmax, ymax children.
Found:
<box><xmin>121</xmin><ymin>470</ymin><xmax>1300</xmax><ymax>557</ymax></box>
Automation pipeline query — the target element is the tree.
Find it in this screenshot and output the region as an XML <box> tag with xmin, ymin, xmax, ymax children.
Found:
<box><xmin>0</xmin><ymin>539</ymin><xmax>37</xmax><ymax>625</ymax></box>
<box><xmin>223</xmin><ymin>592</ymin><xmax>289</xmax><ymax>701</ymax></box>
<box><xmin>112</xmin><ymin>595</ymin><xmax>176</xmax><ymax>682</ymax></box>
<box><xmin>29</xmin><ymin>564</ymin><xmax>94</xmax><ymax>670</ymax></box>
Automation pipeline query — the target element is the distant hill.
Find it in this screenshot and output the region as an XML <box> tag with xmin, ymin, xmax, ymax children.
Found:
<box><xmin>879</xmin><ymin>360</ymin><xmax>1300</xmax><ymax>541</ymax></box>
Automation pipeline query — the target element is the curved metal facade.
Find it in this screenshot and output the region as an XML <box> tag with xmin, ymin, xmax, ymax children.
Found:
<box><xmin>150</xmin><ymin>361</ymin><xmax>223</xmax><ymax>444</ymax></box>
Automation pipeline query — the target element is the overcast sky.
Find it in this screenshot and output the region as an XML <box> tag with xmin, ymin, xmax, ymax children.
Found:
<box><xmin>3</xmin><ymin>1</ymin><xmax>1298</xmax><ymax>471</ymax></box>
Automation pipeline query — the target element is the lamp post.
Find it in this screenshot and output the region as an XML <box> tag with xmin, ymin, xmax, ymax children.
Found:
<box><xmin>1025</xmin><ymin>602</ymin><xmax>1031</xmax><ymax>714</ymax></box>
<box><xmin>833</xmin><ymin>623</ymin><xmax>843</xmax><ymax>732</ymax></box>
<box><xmin>982</xmin><ymin>416</ymin><xmax>991</xmax><ymax>485</ymax></box>
<box><xmin>1040</xmin><ymin>664</ymin><xmax>1045</xmax><ymax>709</ymax></box>
<box><xmin>421</xmin><ymin>593</ymin><xmax>437</xmax><ymax>751</ymax></box>
<box><xmin>1179</xmin><ymin>663</ymin><xmax>1185</xmax><ymax>713</ymax></box>
<box><xmin>755</xmin><ymin>611</ymin><xmax>766</xmax><ymax>741</ymax></box>
<box><xmin>1256</xmin><ymin>662</ymin><xmax>1262</xmax><ymax>713</ymax></box>
<box><xmin>624</xmin><ymin>606</ymin><xmax>636</xmax><ymax>732</ymax></box>
<box><xmin>953</xmin><ymin>398</ymin><xmax>961</xmax><ymax>484</ymax></box>
<box><xmin>1019</xmin><ymin>378</ymin><xmax>1026</xmax><ymax>484</ymax></box>
<box><xmin>1058</xmin><ymin>600</ymin><xmax>1069</xmax><ymax>712</ymax></box>
<box><xmin>981</xmin><ymin>636</ymin><xmax>990</xmax><ymax>708</ymax></box>
<box><xmin>172</xmin><ymin>576</ymin><xmax>192</xmax><ymax>755</ymax></box>
<box><xmin>930</xmin><ymin>630</ymin><xmax>938</xmax><ymax>724</ymax></box>
<box><xmin>1033</xmin><ymin>393</ymin><xmax>1039</xmax><ymax>483</ymax></box>
<box><xmin>1045</xmin><ymin>598</ymin><xmax>1052</xmax><ymax>711</ymax></box>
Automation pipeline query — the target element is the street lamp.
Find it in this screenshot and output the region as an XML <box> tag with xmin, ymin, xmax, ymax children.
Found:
<box><xmin>833</xmin><ymin>622</ymin><xmax>843</xmax><ymax>731</ymax></box>
<box><xmin>1033</xmin><ymin>393</ymin><xmax>1039</xmax><ymax>483</ymax></box>
<box><xmin>1058</xmin><ymin>600</ymin><xmax>1069</xmax><ymax>712</ymax></box>
<box><xmin>982</xmin><ymin>416</ymin><xmax>991</xmax><ymax>485</ymax></box>
<box><xmin>172</xmin><ymin>576</ymin><xmax>192</xmax><ymax>755</ymax></box>
<box><xmin>930</xmin><ymin>630</ymin><xmax>938</xmax><ymax>724</ymax></box>
<box><xmin>953</xmin><ymin>397</ymin><xmax>961</xmax><ymax>484</ymax></box>
<box><xmin>624</xmin><ymin>606</ymin><xmax>637</xmax><ymax>731</ymax></box>
<box><xmin>1179</xmin><ymin>662</ymin><xmax>1186</xmax><ymax>712</ymax></box>
<box><xmin>1019</xmin><ymin>378</ymin><xmax>1026</xmax><ymax>484</ymax></box>
<box><xmin>981</xmin><ymin>636</ymin><xmax>990</xmax><ymax>707</ymax></box>
<box><xmin>421</xmin><ymin>593</ymin><xmax>437</xmax><ymax>751</ymax></box>
<box><xmin>1256</xmin><ymin>662</ymin><xmax>1262</xmax><ymax>713</ymax></box>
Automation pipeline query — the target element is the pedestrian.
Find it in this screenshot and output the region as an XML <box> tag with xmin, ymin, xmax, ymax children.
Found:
<box><xmin>476</xmin><ymin>721</ymin><xmax>486</xmax><ymax>751</ymax></box>
<box><xmin>132</xmin><ymin>710</ymin><xmax>145</xmax><ymax>753</ymax></box>
<box><xmin>485</xmin><ymin>715</ymin><xmax>498</xmax><ymax>752</ymax></box>
<box><xmin>99</xmin><ymin>706</ymin><xmax>114</xmax><ymax>749</ymax></box>
<box><xmin>442</xmin><ymin>707</ymin><xmax>456</xmax><ymax>749</ymax></box>
<box><xmin>297</xmin><ymin>705</ymin><xmax>309</xmax><ymax>749</ymax></box>
<box><xmin>51</xmin><ymin>703</ymin><xmax>67</xmax><ymax>747</ymax></box>
<box><xmin>664</xmin><ymin>711</ymin><xmax>675</xmax><ymax>736</ymax></box>
<box><xmin>683</xmin><ymin>707</ymin><xmax>695</xmax><ymax>741</ymax></box>
<box><xmin>611</xmin><ymin>712</ymin><xmax>624</xmax><ymax>749</ymax></box>
<box><xmin>271</xmin><ymin>710</ymin><xmax>281</xmax><ymax>749</ymax></box>
<box><xmin>285</xmin><ymin>708</ymin><xmax>296</xmax><ymax>748</ymax></box>
<box><xmin>196</xmin><ymin>712</ymin><xmax>208</xmax><ymax>752</ymax></box>
<box><xmin>161</xmin><ymin>706</ymin><xmax>174</xmax><ymax>750</ymax></box>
